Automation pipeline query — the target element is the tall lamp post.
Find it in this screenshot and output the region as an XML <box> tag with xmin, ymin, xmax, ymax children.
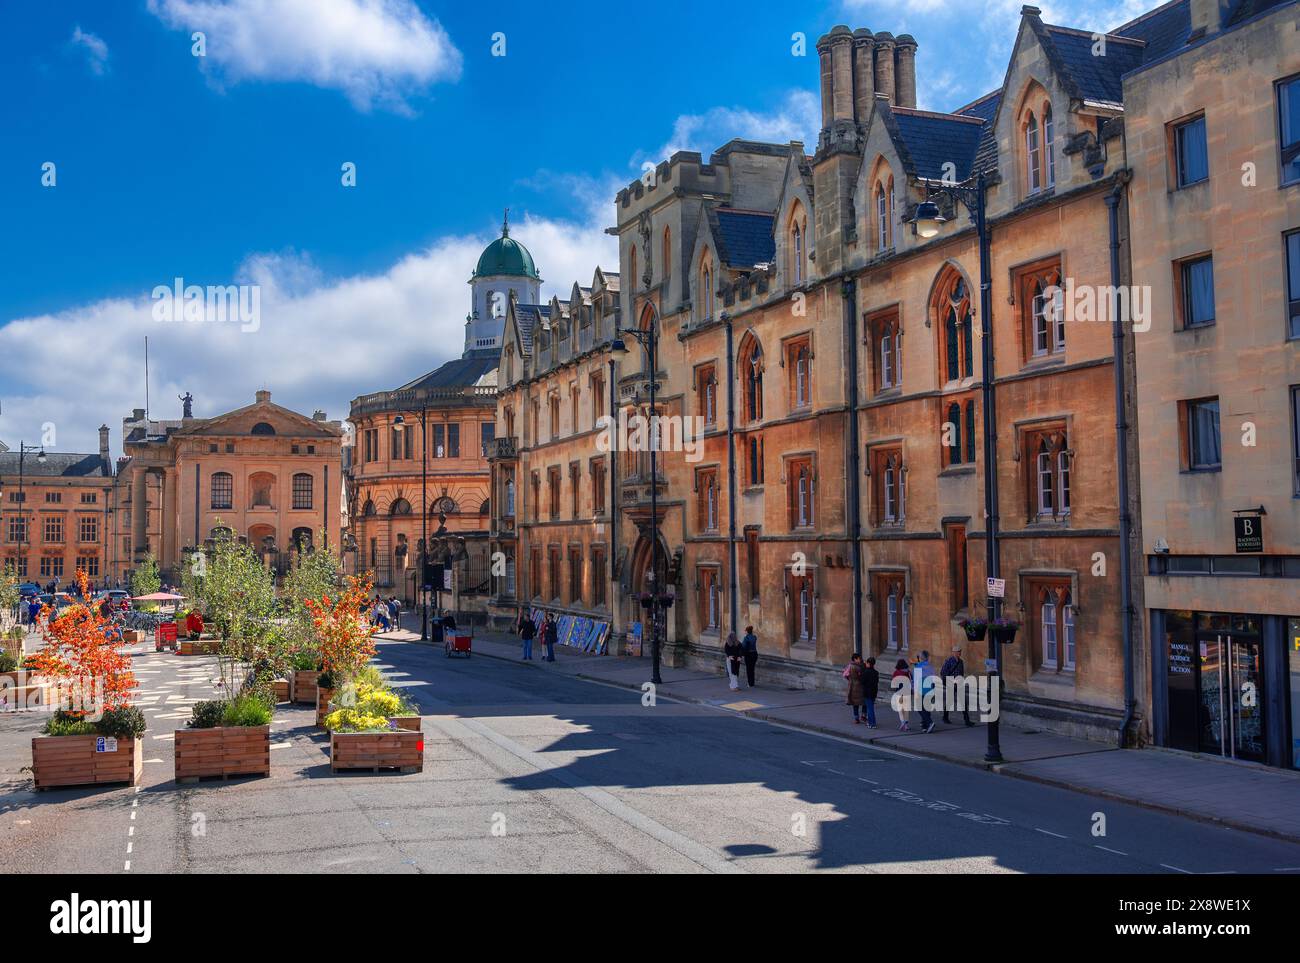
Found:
<box><xmin>610</xmin><ymin>323</ymin><xmax>671</xmax><ymax>685</ymax></box>
<box><xmin>15</xmin><ymin>443</ymin><xmax>47</xmax><ymax>585</ymax></box>
<box><xmin>913</xmin><ymin>170</ymin><xmax>1004</xmax><ymax>763</ymax></box>
<box><xmin>393</xmin><ymin>405</ymin><xmax>429</xmax><ymax>641</ymax></box>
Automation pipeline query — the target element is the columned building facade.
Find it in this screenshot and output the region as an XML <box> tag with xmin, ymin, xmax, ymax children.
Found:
<box><xmin>116</xmin><ymin>391</ymin><xmax>343</xmax><ymax>583</ymax></box>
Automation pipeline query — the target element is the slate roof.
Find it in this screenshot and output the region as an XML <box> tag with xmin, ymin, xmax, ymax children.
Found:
<box><xmin>890</xmin><ymin>107</ymin><xmax>987</xmax><ymax>182</ymax></box>
<box><xmin>710</xmin><ymin>208</ymin><xmax>776</xmax><ymax>269</ymax></box>
<box><xmin>958</xmin><ymin>90</ymin><xmax>1002</xmax><ymax>176</ymax></box>
<box><xmin>0</xmin><ymin>452</ymin><xmax>110</xmax><ymax>478</ymax></box>
<box><xmin>400</xmin><ymin>353</ymin><xmax>499</xmax><ymax>391</ymax></box>
<box><xmin>513</xmin><ymin>303</ymin><xmax>551</xmax><ymax>355</ymax></box>
<box><xmin>1041</xmin><ymin>26</ymin><xmax>1147</xmax><ymax>108</ymax></box>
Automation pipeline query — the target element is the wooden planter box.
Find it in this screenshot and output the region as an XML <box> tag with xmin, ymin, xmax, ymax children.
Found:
<box><xmin>122</xmin><ymin>630</ymin><xmax>140</xmax><ymax>644</ymax></box>
<box><xmin>273</xmin><ymin>678</ymin><xmax>290</xmax><ymax>703</ymax></box>
<box><xmin>178</xmin><ymin>639</ymin><xmax>217</xmax><ymax>656</ymax></box>
<box><xmin>1</xmin><ymin>682</ymin><xmax>51</xmax><ymax>710</ymax></box>
<box><xmin>174</xmin><ymin>725</ymin><xmax>270</xmax><ymax>782</ymax></box>
<box><xmin>315</xmin><ymin>687</ymin><xmax>336</xmax><ymax>727</ymax></box>
<box><xmin>32</xmin><ymin>734</ymin><xmax>143</xmax><ymax>789</ymax></box>
<box><xmin>390</xmin><ymin>715</ymin><xmax>421</xmax><ymax>731</ymax></box>
<box><xmin>292</xmin><ymin>670</ymin><xmax>318</xmax><ymax>705</ymax></box>
<box><xmin>329</xmin><ymin>730</ymin><xmax>423</xmax><ymax>773</ymax></box>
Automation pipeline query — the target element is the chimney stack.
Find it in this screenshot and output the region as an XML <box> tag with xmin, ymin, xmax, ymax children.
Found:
<box><xmin>99</xmin><ymin>425</ymin><xmax>110</xmax><ymax>465</ymax></box>
<box><xmin>256</xmin><ymin>389</ymin><xmax>271</xmax><ymax>404</ymax></box>
<box><xmin>1188</xmin><ymin>0</ymin><xmax>1233</xmax><ymax>38</ymax></box>
<box><xmin>829</xmin><ymin>27</ymin><xmax>855</xmax><ymax>123</ymax></box>
<box><xmin>852</xmin><ymin>29</ymin><xmax>876</xmax><ymax>123</ymax></box>
<box><xmin>817</xmin><ymin>34</ymin><xmax>834</xmax><ymax>130</ymax></box>
<box><xmin>895</xmin><ymin>35</ymin><xmax>918</xmax><ymax>109</ymax></box>
<box><xmin>873</xmin><ymin>32</ymin><xmax>897</xmax><ymax>105</ymax></box>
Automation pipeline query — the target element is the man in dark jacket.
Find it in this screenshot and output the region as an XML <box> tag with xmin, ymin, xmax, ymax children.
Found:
<box><xmin>862</xmin><ymin>656</ymin><xmax>880</xmax><ymax>728</ymax></box>
<box><xmin>519</xmin><ymin>610</ymin><xmax>536</xmax><ymax>660</ymax></box>
<box><xmin>740</xmin><ymin>626</ymin><xmax>758</xmax><ymax>687</ymax></box>
<box><xmin>940</xmin><ymin>646</ymin><xmax>973</xmax><ymax>726</ymax></box>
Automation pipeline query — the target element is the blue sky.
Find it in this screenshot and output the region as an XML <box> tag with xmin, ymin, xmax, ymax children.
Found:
<box><xmin>0</xmin><ymin>0</ymin><xmax>1150</xmax><ymax>452</ymax></box>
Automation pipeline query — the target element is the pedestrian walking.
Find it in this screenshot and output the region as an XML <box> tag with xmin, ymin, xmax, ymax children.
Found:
<box><xmin>518</xmin><ymin>609</ymin><xmax>536</xmax><ymax>660</ymax></box>
<box><xmin>844</xmin><ymin>653</ymin><xmax>866</xmax><ymax>723</ymax></box>
<box><xmin>388</xmin><ymin>596</ymin><xmax>401</xmax><ymax>630</ymax></box>
<box><xmin>891</xmin><ymin>658</ymin><xmax>910</xmax><ymax>730</ymax></box>
<box><xmin>940</xmin><ymin>646</ymin><xmax>973</xmax><ymax>726</ymax></box>
<box><xmin>862</xmin><ymin>656</ymin><xmax>879</xmax><ymax>728</ymax></box>
<box><xmin>741</xmin><ymin>625</ymin><xmax>758</xmax><ymax>687</ymax></box>
<box><xmin>723</xmin><ymin>632</ymin><xmax>743</xmax><ymax>690</ymax></box>
<box><xmin>373</xmin><ymin>598</ymin><xmax>390</xmax><ymax>633</ymax></box>
<box><xmin>914</xmin><ymin>650</ymin><xmax>936</xmax><ymax>733</ymax></box>
<box><xmin>542</xmin><ymin>613</ymin><xmax>558</xmax><ymax>662</ymax></box>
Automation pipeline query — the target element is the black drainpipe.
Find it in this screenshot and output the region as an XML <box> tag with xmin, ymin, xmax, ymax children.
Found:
<box><xmin>1107</xmin><ymin>173</ymin><xmax>1136</xmax><ymax>749</ymax></box>
<box><xmin>725</xmin><ymin>318</ymin><xmax>739</xmax><ymax>634</ymax></box>
<box><xmin>843</xmin><ymin>277</ymin><xmax>864</xmax><ymax>656</ymax></box>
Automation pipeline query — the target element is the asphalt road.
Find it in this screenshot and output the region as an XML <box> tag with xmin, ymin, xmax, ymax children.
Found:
<box><xmin>3</xmin><ymin>636</ymin><xmax>1299</xmax><ymax>874</ymax></box>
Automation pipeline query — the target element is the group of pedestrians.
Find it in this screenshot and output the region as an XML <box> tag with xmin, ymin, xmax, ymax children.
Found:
<box><xmin>722</xmin><ymin>626</ymin><xmax>759</xmax><ymax>690</ymax></box>
<box><xmin>371</xmin><ymin>596</ymin><xmax>402</xmax><ymax>633</ymax></box>
<box><xmin>846</xmin><ymin>646</ymin><xmax>975</xmax><ymax>732</ymax></box>
<box><xmin>516</xmin><ymin>609</ymin><xmax>557</xmax><ymax>662</ymax></box>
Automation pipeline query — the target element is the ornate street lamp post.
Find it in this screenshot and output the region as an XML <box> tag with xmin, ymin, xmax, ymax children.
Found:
<box><xmin>914</xmin><ymin>170</ymin><xmax>1004</xmax><ymax>762</ymax></box>
<box><xmin>394</xmin><ymin>405</ymin><xmax>429</xmax><ymax>641</ymax></box>
<box><xmin>15</xmin><ymin>443</ymin><xmax>47</xmax><ymax>584</ymax></box>
<box><xmin>611</xmin><ymin>323</ymin><xmax>673</xmax><ymax>685</ymax></box>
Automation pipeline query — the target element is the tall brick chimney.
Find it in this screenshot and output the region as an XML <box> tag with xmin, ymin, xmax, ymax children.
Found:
<box><xmin>98</xmin><ymin>424</ymin><xmax>110</xmax><ymax>471</ymax></box>
<box><xmin>895</xmin><ymin>35</ymin><xmax>918</xmax><ymax>109</ymax></box>
<box><xmin>873</xmin><ymin>32</ymin><xmax>896</xmax><ymax>105</ymax></box>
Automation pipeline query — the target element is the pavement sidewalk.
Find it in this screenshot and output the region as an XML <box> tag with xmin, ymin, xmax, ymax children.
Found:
<box><xmin>385</xmin><ymin>617</ymin><xmax>1300</xmax><ymax>844</ymax></box>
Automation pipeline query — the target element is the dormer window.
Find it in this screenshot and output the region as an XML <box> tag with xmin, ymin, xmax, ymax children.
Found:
<box><xmin>788</xmin><ymin>201</ymin><xmax>807</xmax><ymax>285</ymax></box>
<box><xmin>699</xmin><ymin>251</ymin><xmax>715</xmax><ymax>322</ymax></box>
<box><xmin>1044</xmin><ymin>106</ymin><xmax>1056</xmax><ymax>189</ymax></box>
<box><xmin>1020</xmin><ymin>87</ymin><xmax>1056</xmax><ymax>198</ymax></box>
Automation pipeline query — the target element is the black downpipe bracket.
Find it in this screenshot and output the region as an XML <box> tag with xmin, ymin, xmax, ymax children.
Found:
<box><xmin>725</xmin><ymin>319</ymin><xmax>739</xmax><ymax>635</ymax></box>
<box><xmin>844</xmin><ymin>278</ymin><xmax>864</xmax><ymax>656</ymax></box>
<box><xmin>1107</xmin><ymin>175</ymin><xmax>1137</xmax><ymax>749</ymax></box>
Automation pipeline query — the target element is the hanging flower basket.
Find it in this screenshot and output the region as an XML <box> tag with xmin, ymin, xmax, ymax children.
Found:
<box><xmin>990</xmin><ymin>619</ymin><xmax>1021</xmax><ymax>644</ymax></box>
<box><xmin>960</xmin><ymin>618</ymin><xmax>988</xmax><ymax>641</ymax></box>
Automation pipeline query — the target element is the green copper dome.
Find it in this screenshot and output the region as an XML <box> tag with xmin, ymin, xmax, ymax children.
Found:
<box><xmin>474</xmin><ymin>210</ymin><xmax>540</xmax><ymax>279</ymax></box>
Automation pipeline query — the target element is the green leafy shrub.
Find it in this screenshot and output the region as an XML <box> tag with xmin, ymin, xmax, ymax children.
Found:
<box><xmin>0</xmin><ymin>651</ymin><xmax>19</xmax><ymax>673</ymax></box>
<box><xmin>317</xmin><ymin>670</ymin><xmax>337</xmax><ymax>689</ymax></box>
<box><xmin>43</xmin><ymin>711</ymin><xmax>96</xmax><ymax>737</ymax></box>
<box><xmin>188</xmin><ymin>700</ymin><xmax>227</xmax><ymax>729</ymax></box>
<box><xmin>97</xmin><ymin>705</ymin><xmax>147</xmax><ymax>739</ymax></box>
<box><xmin>289</xmin><ymin>649</ymin><xmax>320</xmax><ymax>671</ymax></box>
<box><xmin>223</xmin><ymin>694</ymin><xmax>272</xmax><ymax>727</ymax></box>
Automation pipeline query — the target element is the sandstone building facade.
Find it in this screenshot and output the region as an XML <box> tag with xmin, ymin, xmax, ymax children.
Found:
<box><xmin>1124</xmin><ymin>0</ymin><xmax>1300</xmax><ymax>769</ymax></box>
<box><xmin>116</xmin><ymin>391</ymin><xmax>343</xmax><ymax>583</ymax></box>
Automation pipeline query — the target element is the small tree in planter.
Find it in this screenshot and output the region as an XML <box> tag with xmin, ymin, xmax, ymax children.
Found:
<box><xmin>26</xmin><ymin>571</ymin><xmax>144</xmax><ymax>788</ymax></box>
<box><xmin>130</xmin><ymin>553</ymin><xmax>162</xmax><ymax>610</ymax></box>
<box><xmin>197</xmin><ymin>529</ymin><xmax>279</xmax><ymax>701</ymax></box>
<box><xmin>305</xmin><ymin>576</ymin><xmax>376</xmax><ymax>727</ymax></box>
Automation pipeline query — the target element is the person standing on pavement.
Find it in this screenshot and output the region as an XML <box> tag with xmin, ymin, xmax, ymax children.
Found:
<box><xmin>845</xmin><ymin>653</ymin><xmax>865</xmax><ymax>723</ymax></box>
<box><xmin>388</xmin><ymin>596</ymin><xmax>401</xmax><ymax>630</ymax></box>
<box><xmin>891</xmin><ymin>658</ymin><xmax>910</xmax><ymax>730</ymax></box>
<box><xmin>741</xmin><ymin>625</ymin><xmax>758</xmax><ymax>688</ymax></box>
<box><xmin>914</xmin><ymin>650</ymin><xmax>937</xmax><ymax>733</ymax></box>
<box><xmin>542</xmin><ymin>613</ymin><xmax>558</xmax><ymax>662</ymax></box>
<box><xmin>862</xmin><ymin>656</ymin><xmax>879</xmax><ymax>729</ymax></box>
<box><xmin>518</xmin><ymin>608</ymin><xmax>536</xmax><ymax>660</ymax></box>
<box><xmin>940</xmin><ymin>646</ymin><xmax>973</xmax><ymax>726</ymax></box>
<box><xmin>723</xmin><ymin>632</ymin><xmax>743</xmax><ymax>690</ymax></box>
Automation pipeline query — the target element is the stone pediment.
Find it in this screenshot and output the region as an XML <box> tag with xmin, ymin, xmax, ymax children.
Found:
<box><xmin>176</xmin><ymin>394</ymin><xmax>340</xmax><ymax>439</ymax></box>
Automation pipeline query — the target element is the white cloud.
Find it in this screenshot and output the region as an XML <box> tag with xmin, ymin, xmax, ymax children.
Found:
<box><xmin>146</xmin><ymin>0</ymin><xmax>463</xmax><ymax>112</ymax></box>
<box><xmin>639</xmin><ymin>89</ymin><xmax>820</xmax><ymax>167</ymax></box>
<box><xmin>70</xmin><ymin>26</ymin><xmax>109</xmax><ymax>75</ymax></box>
<box><xmin>0</xmin><ymin>208</ymin><xmax>615</xmax><ymax>455</ymax></box>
